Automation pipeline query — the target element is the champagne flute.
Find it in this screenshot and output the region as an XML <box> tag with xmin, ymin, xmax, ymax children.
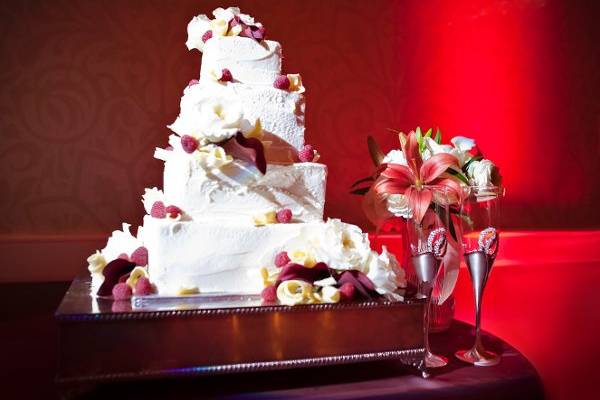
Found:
<box><xmin>406</xmin><ymin>186</ymin><xmax>450</xmax><ymax>368</ymax></box>
<box><xmin>455</xmin><ymin>185</ymin><xmax>504</xmax><ymax>366</ymax></box>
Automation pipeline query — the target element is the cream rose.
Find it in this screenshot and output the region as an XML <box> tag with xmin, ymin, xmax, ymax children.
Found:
<box><xmin>169</xmin><ymin>99</ymin><xmax>243</xmax><ymax>143</ymax></box>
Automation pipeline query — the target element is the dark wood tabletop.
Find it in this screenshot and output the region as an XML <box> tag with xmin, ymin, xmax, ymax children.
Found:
<box><xmin>0</xmin><ymin>282</ymin><xmax>544</xmax><ymax>400</ymax></box>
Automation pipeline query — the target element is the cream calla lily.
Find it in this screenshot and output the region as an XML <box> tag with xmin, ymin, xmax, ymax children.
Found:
<box><xmin>276</xmin><ymin>280</ymin><xmax>313</xmax><ymax>306</ymax></box>
<box><xmin>87</xmin><ymin>251</ymin><xmax>106</xmax><ymax>274</ymax></box>
<box><xmin>126</xmin><ymin>266</ymin><xmax>149</xmax><ymax>290</ymax></box>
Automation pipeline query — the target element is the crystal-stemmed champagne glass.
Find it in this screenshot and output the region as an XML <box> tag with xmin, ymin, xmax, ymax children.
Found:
<box><xmin>406</xmin><ymin>186</ymin><xmax>450</xmax><ymax>368</ymax></box>
<box><xmin>455</xmin><ymin>185</ymin><xmax>504</xmax><ymax>366</ymax></box>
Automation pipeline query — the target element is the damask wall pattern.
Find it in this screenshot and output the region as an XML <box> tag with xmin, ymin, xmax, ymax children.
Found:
<box><xmin>1</xmin><ymin>0</ymin><xmax>599</xmax><ymax>238</ymax></box>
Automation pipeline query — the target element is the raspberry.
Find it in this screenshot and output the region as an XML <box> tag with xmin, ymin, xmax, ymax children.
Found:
<box><xmin>117</xmin><ymin>253</ymin><xmax>130</xmax><ymax>261</ymax></box>
<box><xmin>274</xmin><ymin>251</ymin><xmax>291</xmax><ymax>267</ymax></box>
<box><xmin>273</xmin><ymin>75</ymin><xmax>290</xmax><ymax>90</ymax></box>
<box><xmin>165</xmin><ymin>205</ymin><xmax>182</xmax><ymax>218</ymax></box>
<box><xmin>261</xmin><ymin>285</ymin><xmax>277</xmax><ymax>303</ymax></box>
<box><xmin>112</xmin><ymin>282</ymin><xmax>132</xmax><ymax>301</ymax></box>
<box><xmin>339</xmin><ymin>282</ymin><xmax>356</xmax><ymax>302</ymax></box>
<box><xmin>134</xmin><ymin>277</ymin><xmax>154</xmax><ymax>296</ymax></box>
<box><xmin>220</xmin><ymin>68</ymin><xmax>233</xmax><ymax>82</ymax></box>
<box><xmin>181</xmin><ymin>135</ymin><xmax>199</xmax><ymax>153</ymax></box>
<box><xmin>276</xmin><ymin>209</ymin><xmax>292</xmax><ymax>224</ymax></box>
<box><xmin>150</xmin><ymin>201</ymin><xmax>166</xmax><ymax>218</ymax></box>
<box><xmin>187</xmin><ymin>79</ymin><xmax>199</xmax><ymax>87</ymax></box>
<box><xmin>130</xmin><ymin>246</ymin><xmax>148</xmax><ymax>266</ymax></box>
<box><xmin>298</xmin><ymin>144</ymin><xmax>315</xmax><ymax>162</ymax></box>
<box><xmin>201</xmin><ymin>30</ymin><xmax>213</xmax><ymax>42</ymax></box>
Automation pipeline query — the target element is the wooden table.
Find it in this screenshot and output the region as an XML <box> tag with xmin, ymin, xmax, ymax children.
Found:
<box><xmin>0</xmin><ymin>282</ymin><xmax>544</xmax><ymax>399</ymax></box>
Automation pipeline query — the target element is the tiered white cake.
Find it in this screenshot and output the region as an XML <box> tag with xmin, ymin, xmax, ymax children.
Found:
<box><xmin>88</xmin><ymin>7</ymin><xmax>406</xmax><ymax>304</ymax></box>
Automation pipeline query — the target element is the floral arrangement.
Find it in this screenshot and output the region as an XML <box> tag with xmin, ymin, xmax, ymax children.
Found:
<box><xmin>352</xmin><ymin>127</ymin><xmax>502</xmax><ymax>229</ymax></box>
<box><xmin>259</xmin><ymin>219</ymin><xmax>407</xmax><ymax>305</ymax></box>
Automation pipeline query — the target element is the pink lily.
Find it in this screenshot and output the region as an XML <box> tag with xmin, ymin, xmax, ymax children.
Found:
<box><xmin>374</xmin><ymin>131</ymin><xmax>460</xmax><ymax>223</ymax></box>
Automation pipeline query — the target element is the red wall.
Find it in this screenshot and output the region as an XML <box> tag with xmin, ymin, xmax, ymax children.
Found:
<box><xmin>1</xmin><ymin>0</ymin><xmax>599</xmax><ymax>237</ymax></box>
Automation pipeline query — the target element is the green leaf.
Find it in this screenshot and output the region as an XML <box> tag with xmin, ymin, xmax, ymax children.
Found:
<box><xmin>367</xmin><ymin>135</ymin><xmax>385</xmax><ymax>167</ymax></box>
<box><xmin>350</xmin><ymin>176</ymin><xmax>374</xmax><ymax>189</ymax></box>
<box><xmin>350</xmin><ymin>187</ymin><xmax>370</xmax><ymax>196</ymax></box>
<box><xmin>446</xmin><ymin>168</ymin><xmax>469</xmax><ymax>184</ymax></box>
<box><xmin>434</xmin><ymin>128</ymin><xmax>442</xmax><ymax>144</ymax></box>
<box><xmin>424</xmin><ymin>128</ymin><xmax>432</xmax><ymax>139</ymax></box>
<box><xmin>415</xmin><ymin>126</ymin><xmax>422</xmax><ymax>143</ymax></box>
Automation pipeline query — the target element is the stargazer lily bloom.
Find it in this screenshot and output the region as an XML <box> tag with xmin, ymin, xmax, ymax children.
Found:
<box><xmin>373</xmin><ymin>131</ymin><xmax>461</xmax><ymax>223</ymax></box>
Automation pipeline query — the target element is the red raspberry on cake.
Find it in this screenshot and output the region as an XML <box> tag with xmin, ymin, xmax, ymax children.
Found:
<box><xmin>165</xmin><ymin>205</ymin><xmax>182</xmax><ymax>219</ymax></box>
<box><xmin>276</xmin><ymin>209</ymin><xmax>292</xmax><ymax>223</ymax></box>
<box><xmin>112</xmin><ymin>282</ymin><xmax>132</xmax><ymax>301</ymax></box>
<box><xmin>117</xmin><ymin>253</ymin><xmax>130</xmax><ymax>261</ymax></box>
<box><xmin>273</xmin><ymin>75</ymin><xmax>290</xmax><ymax>90</ymax></box>
<box><xmin>134</xmin><ymin>277</ymin><xmax>154</xmax><ymax>296</ymax></box>
<box><xmin>274</xmin><ymin>251</ymin><xmax>291</xmax><ymax>267</ymax></box>
<box><xmin>220</xmin><ymin>68</ymin><xmax>233</xmax><ymax>82</ymax></box>
<box><xmin>339</xmin><ymin>282</ymin><xmax>356</xmax><ymax>302</ymax></box>
<box><xmin>130</xmin><ymin>247</ymin><xmax>148</xmax><ymax>266</ymax></box>
<box><xmin>298</xmin><ymin>144</ymin><xmax>315</xmax><ymax>162</ymax></box>
<box><xmin>181</xmin><ymin>135</ymin><xmax>199</xmax><ymax>154</ymax></box>
<box><xmin>150</xmin><ymin>201</ymin><xmax>166</xmax><ymax>218</ymax></box>
<box><xmin>261</xmin><ymin>285</ymin><xmax>277</xmax><ymax>303</ymax></box>
<box><xmin>187</xmin><ymin>79</ymin><xmax>199</xmax><ymax>87</ymax></box>
<box><xmin>201</xmin><ymin>30</ymin><xmax>213</xmax><ymax>42</ymax></box>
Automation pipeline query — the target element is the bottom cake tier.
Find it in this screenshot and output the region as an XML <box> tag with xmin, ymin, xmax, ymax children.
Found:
<box><xmin>143</xmin><ymin>216</ymin><xmax>324</xmax><ymax>295</ymax></box>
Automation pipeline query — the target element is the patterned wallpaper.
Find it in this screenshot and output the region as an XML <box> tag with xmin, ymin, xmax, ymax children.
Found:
<box><xmin>1</xmin><ymin>0</ymin><xmax>599</xmax><ymax>237</ymax></box>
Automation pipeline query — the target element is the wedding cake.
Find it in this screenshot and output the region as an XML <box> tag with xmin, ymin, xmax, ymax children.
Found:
<box><xmin>87</xmin><ymin>7</ymin><xmax>406</xmax><ymax>305</ymax></box>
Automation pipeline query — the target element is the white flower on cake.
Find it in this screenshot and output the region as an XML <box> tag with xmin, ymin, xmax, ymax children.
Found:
<box><xmin>170</xmin><ymin>100</ymin><xmax>243</xmax><ymax>143</ymax></box>
<box><xmin>366</xmin><ymin>247</ymin><xmax>407</xmax><ymax>300</ymax></box>
<box><xmin>276</xmin><ymin>280</ymin><xmax>313</xmax><ymax>306</ymax></box>
<box><xmin>314</xmin><ymin>219</ymin><xmax>372</xmax><ymax>271</ymax></box>
<box><xmin>195</xmin><ymin>144</ymin><xmax>233</xmax><ymax>170</ymax></box>
<box><xmin>386</xmin><ymin>194</ymin><xmax>412</xmax><ymax>219</ymax></box>
<box><xmin>467</xmin><ymin>159</ymin><xmax>496</xmax><ymax>187</ymax></box>
<box><xmin>186</xmin><ymin>7</ymin><xmax>262</xmax><ymax>52</ymax></box>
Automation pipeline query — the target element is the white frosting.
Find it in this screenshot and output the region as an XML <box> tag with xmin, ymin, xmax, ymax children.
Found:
<box><xmin>144</xmin><ymin>217</ymin><xmax>325</xmax><ymax>294</ymax></box>
<box><xmin>160</xmin><ymin>147</ymin><xmax>326</xmax><ymax>222</ymax></box>
<box><xmin>175</xmin><ymin>82</ymin><xmax>305</xmax><ymax>156</ymax></box>
<box><xmin>200</xmin><ymin>36</ymin><xmax>282</xmax><ymax>85</ymax></box>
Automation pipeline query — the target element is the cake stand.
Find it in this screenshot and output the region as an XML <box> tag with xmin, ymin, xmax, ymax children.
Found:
<box><xmin>55</xmin><ymin>275</ymin><xmax>428</xmax><ymax>390</ymax></box>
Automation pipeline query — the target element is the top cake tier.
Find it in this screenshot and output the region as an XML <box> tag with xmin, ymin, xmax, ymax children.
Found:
<box><xmin>200</xmin><ymin>37</ymin><xmax>282</xmax><ymax>85</ymax></box>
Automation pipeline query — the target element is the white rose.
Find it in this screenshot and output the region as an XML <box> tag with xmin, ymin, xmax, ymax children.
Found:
<box><xmin>386</xmin><ymin>194</ymin><xmax>412</xmax><ymax>219</ymax></box>
<box><xmin>276</xmin><ymin>280</ymin><xmax>313</xmax><ymax>306</ymax></box>
<box><xmin>467</xmin><ymin>159</ymin><xmax>496</xmax><ymax>187</ymax></box>
<box><xmin>366</xmin><ymin>246</ymin><xmax>407</xmax><ymax>300</ymax></box>
<box><xmin>194</xmin><ymin>144</ymin><xmax>233</xmax><ymax>170</ymax></box>
<box><xmin>315</xmin><ymin>219</ymin><xmax>372</xmax><ymax>272</ymax></box>
<box><xmin>382</xmin><ymin>149</ymin><xmax>407</xmax><ymax>166</ymax></box>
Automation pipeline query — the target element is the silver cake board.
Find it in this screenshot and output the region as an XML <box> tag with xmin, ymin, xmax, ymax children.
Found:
<box><xmin>55</xmin><ymin>275</ymin><xmax>427</xmax><ymax>388</ymax></box>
